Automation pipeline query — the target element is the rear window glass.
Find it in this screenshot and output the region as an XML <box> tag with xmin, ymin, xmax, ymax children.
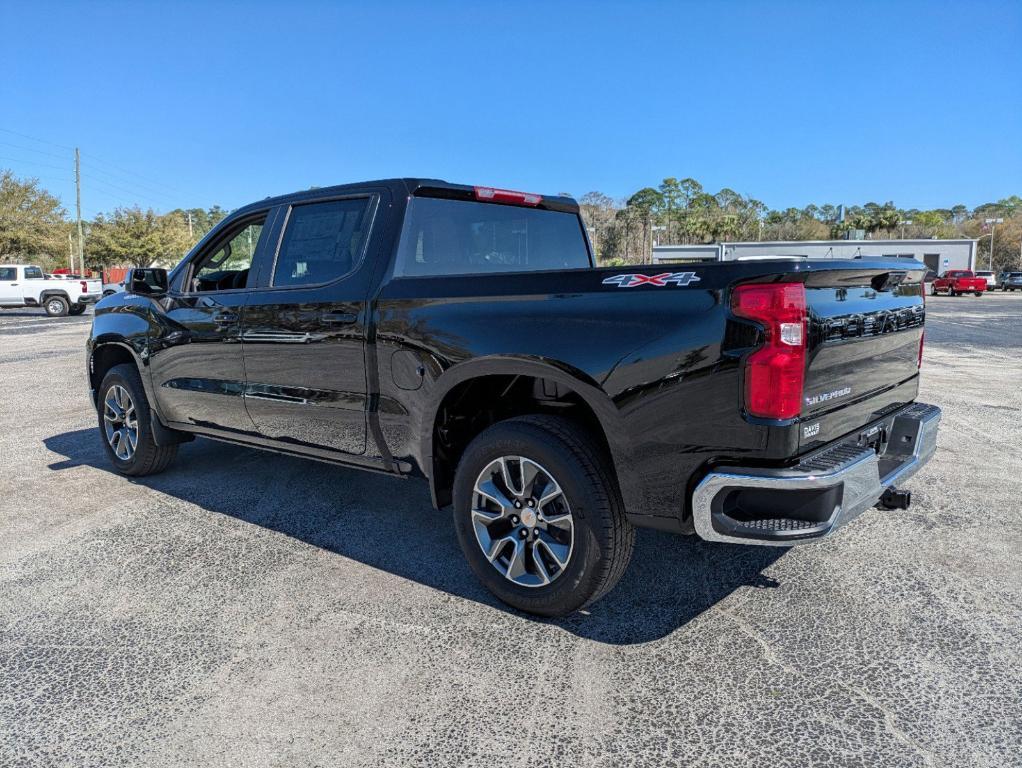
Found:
<box><xmin>273</xmin><ymin>198</ymin><xmax>373</xmax><ymax>287</ymax></box>
<box><xmin>394</xmin><ymin>197</ymin><xmax>591</xmax><ymax>277</ymax></box>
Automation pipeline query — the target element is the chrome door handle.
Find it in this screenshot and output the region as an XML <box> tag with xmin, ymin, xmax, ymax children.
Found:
<box><xmin>320</xmin><ymin>312</ymin><xmax>357</xmax><ymax>325</ymax></box>
<box><xmin>212</xmin><ymin>311</ymin><xmax>239</xmax><ymax>326</ymax></box>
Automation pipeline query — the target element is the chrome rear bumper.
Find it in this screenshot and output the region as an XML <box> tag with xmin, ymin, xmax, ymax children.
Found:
<box><xmin>692</xmin><ymin>402</ymin><xmax>941</xmax><ymax>546</ymax></box>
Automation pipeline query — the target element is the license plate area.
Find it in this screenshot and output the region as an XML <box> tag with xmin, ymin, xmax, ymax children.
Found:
<box><xmin>856</xmin><ymin>422</ymin><xmax>889</xmax><ymax>455</ymax></box>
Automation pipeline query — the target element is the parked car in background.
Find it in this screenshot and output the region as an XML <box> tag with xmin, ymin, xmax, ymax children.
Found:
<box><xmin>976</xmin><ymin>271</ymin><xmax>997</xmax><ymax>291</ymax></box>
<box><xmin>931</xmin><ymin>270</ymin><xmax>987</xmax><ymax>297</ymax></box>
<box><xmin>0</xmin><ymin>264</ymin><xmax>102</xmax><ymax>315</ymax></box>
<box><xmin>102</xmin><ymin>280</ymin><xmax>126</xmax><ymax>297</ymax></box>
<box><xmin>1001</xmin><ymin>272</ymin><xmax>1022</xmax><ymax>291</ymax></box>
<box><xmin>86</xmin><ymin>178</ymin><xmax>940</xmax><ymax>616</ymax></box>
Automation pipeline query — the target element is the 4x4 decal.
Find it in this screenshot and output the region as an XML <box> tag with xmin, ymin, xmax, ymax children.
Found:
<box><xmin>602</xmin><ymin>272</ymin><xmax>701</xmax><ymax>288</ymax></box>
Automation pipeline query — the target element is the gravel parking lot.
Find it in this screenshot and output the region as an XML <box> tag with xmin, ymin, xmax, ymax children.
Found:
<box><xmin>2</xmin><ymin>294</ymin><xmax>1020</xmax><ymax>768</ymax></box>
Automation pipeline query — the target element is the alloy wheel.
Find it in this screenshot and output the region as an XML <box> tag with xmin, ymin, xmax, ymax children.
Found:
<box><xmin>103</xmin><ymin>384</ymin><xmax>138</xmax><ymax>461</ymax></box>
<box><xmin>471</xmin><ymin>456</ymin><xmax>574</xmax><ymax>588</ymax></box>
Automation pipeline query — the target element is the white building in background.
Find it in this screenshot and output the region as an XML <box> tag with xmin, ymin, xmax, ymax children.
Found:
<box><xmin>652</xmin><ymin>239</ymin><xmax>978</xmax><ymax>275</ymax></box>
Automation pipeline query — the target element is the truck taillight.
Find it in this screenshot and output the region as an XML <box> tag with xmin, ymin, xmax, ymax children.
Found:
<box><xmin>732</xmin><ymin>282</ymin><xmax>807</xmax><ymax>420</ymax></box>
<box><xmin>80</xmin><ymin>281</ymin><xmax>88</xmax><ymax>292</ymax></box>
<box><xmin>473</xmin><ymin>186</ymin><xmax>542</xmax><ymax>206</ymax></box>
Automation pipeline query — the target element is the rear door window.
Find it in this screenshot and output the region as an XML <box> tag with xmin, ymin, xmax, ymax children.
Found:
<box><xmin>23</xmin><ymin>266</ymin><xmax>44</xmax><ymax>279</ymax></box>
<box><xmin>394</xmin><ymin>197</ymin><xmax>591</xmax><ymax>277</ymax></box>
<box><xmin>272</xmin><ymin>198</ymin><xmax>373</xmax><ymax>287</ymax></box>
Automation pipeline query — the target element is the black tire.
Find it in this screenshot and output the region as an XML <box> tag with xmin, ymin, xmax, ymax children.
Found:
<box><xmin>43</xmin><ymin>295</ymin><xmax>69</xmax><ymax>316</ymax></box>
<box><xmin>975</xmin><ymin>291</ymin><xmax>983</xmax><ymax>297</ymax></box>
<box><xmin>948</xmin><ymin>288</ymin><xmax>957</xmax><ymax>297</ymax></box>
<box><xmin>68</xmin><ymin>303</ymin><xmax>86</xmax><ymax>315</ymax></box>
<box><xmin>452</xmin><ymin>415</ymin><xmax>634</xmax><ymax>617</ymax></box>
<box><xmin>97</xmin><ymin>363</ymin><xmax>178</xmax><ymax>476</ymax></box>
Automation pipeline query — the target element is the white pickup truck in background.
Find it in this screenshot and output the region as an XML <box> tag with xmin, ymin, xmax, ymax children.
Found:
<box><xmin>0</xmin><ymin>264</ymin><xmax>103</xmax><ymax>316</ymax></box>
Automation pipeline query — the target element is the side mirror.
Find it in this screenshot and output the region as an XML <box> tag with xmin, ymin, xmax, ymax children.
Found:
<box><xmin>126</xmin><ymin>267</ymin><xmax>169</xmax><ymax>296</ymax></box>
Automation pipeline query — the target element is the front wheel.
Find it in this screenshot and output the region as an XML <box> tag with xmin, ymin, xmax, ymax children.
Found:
<box><xmin>68</xmin><ymin>303</ymin><xmax>87</xmax><ymax>315</ymax></box>
<box><xmin>452</xmin><ymin>415</ymin><xmax>634</xmax><ymax>617</ymax></box>
<box><xmin>98</xmin><ymin>364</ymin><xmax>178</xmax><ymax>476</ymax></box>
<box><xmin>44</xmin><ymin>296</ymin><xmax>69</xmax><ymax>316</ymax></box>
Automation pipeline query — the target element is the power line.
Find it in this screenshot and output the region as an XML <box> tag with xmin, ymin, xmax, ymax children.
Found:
<box><xmin>1</xmin><ymin>172</ymin><xmax>76</xmax><ymax>185</ymax></box>
<box><xmin>1</xmin><ymin>125</ymin><xmax>186</xmax><ymax>198</ymax></box>
<box><xmin>83</xmin><ymin>151</ymin><xmax>185</xmax><ymax>195</ymax></box>
<box><xmin>0</xmin><ymin>154</ymin><xmax>73</xmax><ymax>173</ymax></box>
<box><xmin>0</xmin><ymin>126</ymin><xmax>74</xmax><ymax>151</ymax></box>
<box><xmin>87</xmin><ymin>175</ymin><xmax>176</xmax><ymax>208</ymax></box>
<box><xmin>0</xmin><ymin>139</ymin><xmax>69</xmax><ymax>161</ymax></box>
<box><xmin>83</xmin><ymin>160</ymin><xmax>184</xmax><ymax>200</ymax></box>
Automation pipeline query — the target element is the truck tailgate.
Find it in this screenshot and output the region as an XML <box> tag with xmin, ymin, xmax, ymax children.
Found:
<box><xmin>799</xmin><ymin>266</ymin><xmax>925</xmax><ymax>451</ymax></box>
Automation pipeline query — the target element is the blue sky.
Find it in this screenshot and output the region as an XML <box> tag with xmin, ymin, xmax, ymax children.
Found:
<box><xmin>2</xmin><ymin>0</ymin><xmax>1019</xmax><ymax>218</ymax></box>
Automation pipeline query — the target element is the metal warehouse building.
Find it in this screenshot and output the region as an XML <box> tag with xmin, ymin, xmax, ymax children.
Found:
<box><xmin>652</xmin><ymin>239</ymin><xmax>978</xmax><ymax>275</ymax></box>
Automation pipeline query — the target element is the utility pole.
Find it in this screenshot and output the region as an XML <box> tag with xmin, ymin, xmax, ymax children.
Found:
<box><xmin>985</xmin><ymin>217</ymin><xmax>1004</xmax><ymax>270</ymax></box>
<box><xmin>75</xmin><ymin>148</ymin><xmax>84</xmax><ymax>275</ymax></box>
<box><xmin>186</xmin><ymin>211</ymin><xmax>194</xmax><ymax>239</ymax></box>
<box><xmin>68</xmin><ymin>232</ymin><xmax>73</xmax><ymax>272</ymax></box>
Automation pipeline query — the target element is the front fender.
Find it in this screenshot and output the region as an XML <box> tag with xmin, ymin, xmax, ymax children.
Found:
<box><xmin>88</xmin><ymin>295</ymin><xmax>163</xmax><ymax>418</ymax></box>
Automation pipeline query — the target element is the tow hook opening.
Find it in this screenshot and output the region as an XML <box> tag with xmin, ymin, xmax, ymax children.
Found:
<box><xmin>878</xmin><ymin>487</ymin><xmax>912</xmax><ymax>510</ymax></box>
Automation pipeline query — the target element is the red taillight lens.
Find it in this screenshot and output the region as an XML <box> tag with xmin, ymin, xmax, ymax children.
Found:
<box><xmin>80</xmin><ymin>280</ymin><xmax>88</xmax><ymax>292</ymax></box>
<box><xmin>473</xmin><ymin>186</ymin><xmax>542</xmax><ymax>206</ymax></box>
<box><xmin>732</xmin><ymin>282</ymin><xmax>807</xmax><ymax>420</ymax></box>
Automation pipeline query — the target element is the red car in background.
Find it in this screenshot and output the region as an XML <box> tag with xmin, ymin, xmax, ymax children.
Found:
<box><xmin>931</xmin><ymin>270</ymin><xmax>987</xmax><ymax>296</ymax></box>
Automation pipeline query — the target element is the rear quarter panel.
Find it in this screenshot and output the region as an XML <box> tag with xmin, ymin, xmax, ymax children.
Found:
<box><xmin>374</xmin><ymin>265</ymin><xmax>789</xmax><ymax>526</ymax></box>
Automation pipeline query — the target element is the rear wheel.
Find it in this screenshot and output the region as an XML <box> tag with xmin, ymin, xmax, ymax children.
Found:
<box><xmin>44</xmin><ymin>296</ymin><xmax>69</xmax><ymax>316</ymax></box>
<box><xmin>68</xmin><ymin>303</ymin><xmax>86</xmax><ymax>315</ymax></box>
<box><xmin>98</xmin><ymin>364</ymin><xmax>178</xmax><ymax>476</ymax></box>
<box><xmin>975</xmin><ymin>291</ymin><xmax>983</xmax><ymax>297</ymax></box>
<box><xmin>948</xmin><ymin>287</ymin><xmax>957</xmax><ymax>297</ymax></box>
<box><xmin>452</xmin><ymin>415</ymin><xmax>634</xmax><ymax>617</ymax></box>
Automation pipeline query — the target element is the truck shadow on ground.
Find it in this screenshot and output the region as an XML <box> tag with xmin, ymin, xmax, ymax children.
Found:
<box><xmin>45</xmin><ymin>428</ymin><xmax>785</xmax><ymax>645</ymax></box>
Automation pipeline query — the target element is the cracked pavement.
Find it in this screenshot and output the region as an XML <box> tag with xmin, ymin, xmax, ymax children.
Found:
<box><xmin>1</xmin><ymin>294</ymin><xmax>1021</xmax><ymax>767</ymax></box>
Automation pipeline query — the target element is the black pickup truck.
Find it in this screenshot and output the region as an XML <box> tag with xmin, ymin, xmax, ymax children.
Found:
<box><xmin>87</xmin><ymin>179</ymin><xmax>941</xmax><ymax>616</ymax></box>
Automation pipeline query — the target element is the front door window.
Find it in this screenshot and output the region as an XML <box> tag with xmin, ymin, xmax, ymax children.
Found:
<box><xmin>190</xmin><ymin>220</ymin><xmax>264</xmax><ymax>292</ymax></box>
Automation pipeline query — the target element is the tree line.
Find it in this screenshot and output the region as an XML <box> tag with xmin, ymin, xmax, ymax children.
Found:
<box><xmin>0</xmin><ymin>169</ymin><xmax>227</xmax><ymax>272</ymax></box>
<box><xmin>1</xmin><ymin>168</ymin><xmax>1020</xmax><ymax>273</ymax></box>
<box><xmin>578</xmin><ymin>178</ymin><xmax>1021</xmax><ymax>269</ymax></box>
